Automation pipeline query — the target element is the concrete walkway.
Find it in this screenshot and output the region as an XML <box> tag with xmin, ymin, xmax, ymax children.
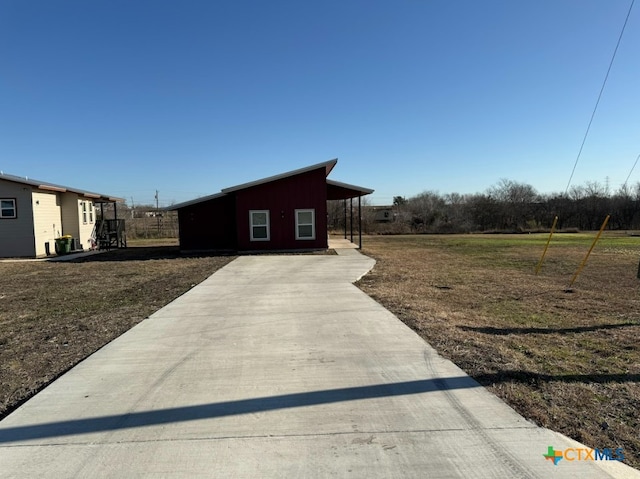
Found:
<box><xmin>0</xmin><ymin>250</ymin><xmax>638</xmax><ymax>478</ymax></box>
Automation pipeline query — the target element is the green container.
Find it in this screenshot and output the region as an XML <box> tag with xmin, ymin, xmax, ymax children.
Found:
<box><xmin>55</xmin><ymin>237</ymin><xmax>72</xmax><ymax>255</ymax></box>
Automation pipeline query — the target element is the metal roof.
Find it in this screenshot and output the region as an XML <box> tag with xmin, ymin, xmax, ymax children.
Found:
<box><xmin>0</xmin><ymin>172</ymin><xmax>124</xmax><ymax>203</ymax></box>
<box><xmin>166</xmin><ymin>192</ymin><xmax>227</xmax><ymax>211</ymax></box>
<box><xmin>220</xmin><ymin>159</ymin><xmax>337</xmax><ymax>194</ymax></box>
<box><xmin>168</xmin><ymin>159</ymin><xmax>373</xmax><ymax>211</ymax></box>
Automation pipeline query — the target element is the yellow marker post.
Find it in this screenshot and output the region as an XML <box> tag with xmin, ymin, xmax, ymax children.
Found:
<box><xmin>535</xmin><ymin>216</ymin><xmax>558</xmax><ymax>275</ymax></box>
<box><xmin>568</xmin><ymin>215</ymin><xmax>610</xmax><ymax>288</ymax></box>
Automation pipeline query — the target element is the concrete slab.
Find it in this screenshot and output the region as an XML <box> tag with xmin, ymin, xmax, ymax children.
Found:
<box><xmin>0</xmin><ymin>249</ymin><xmax>106</xmax><ymax>263</ymax></box>
<box><xmin>0</xmin><ymin>251</ymin><xmax>638</xmax><ymax>478</ymax></box>
<box><xmin>329</xmin><ymin>237</ymin><xmax>359</xmax><ymax>250</ymax></box>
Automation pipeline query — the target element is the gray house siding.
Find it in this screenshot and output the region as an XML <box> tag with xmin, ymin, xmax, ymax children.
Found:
<box><xmin>0</xmin><ymin>180</ymin><xmax>36</xmax><ymax>257</ymax></box>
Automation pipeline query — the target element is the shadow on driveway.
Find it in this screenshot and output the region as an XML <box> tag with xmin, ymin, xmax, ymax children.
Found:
<box><xmin>0</xmin><ymin>376</ymin><xmax>478</xmax><ymax>443</ymax></box>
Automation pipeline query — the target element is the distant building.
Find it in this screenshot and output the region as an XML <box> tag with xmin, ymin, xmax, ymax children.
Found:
<box><xmin>370</xmin><ymin>206</ymin><xmax>395</xmax><ymax>223</ymax></box>
<box><xmin>0</xmin><ymin>173</ymin><xmax>122</xmax><ymax>257</ymax></box>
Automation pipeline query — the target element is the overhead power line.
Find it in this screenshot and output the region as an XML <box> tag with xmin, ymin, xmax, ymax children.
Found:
<box><xmin>564</xmin><ymin>0</ymin><xmax>635</xmax><ymax>195</ymax></box>
<box><xmin>623</xmin><ymin>152</ymin><xmax>640</xmax><ymax>188</ymax></box>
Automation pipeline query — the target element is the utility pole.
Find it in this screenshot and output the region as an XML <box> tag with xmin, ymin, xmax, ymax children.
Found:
<box><xmin>155</xmin><ymin>190</ymin><xmax>160</xmax><ymax>236</ymax></box>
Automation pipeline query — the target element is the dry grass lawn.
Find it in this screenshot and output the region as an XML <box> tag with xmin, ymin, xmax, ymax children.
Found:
<box><xmin>0</xmin><ymin>243</ymin><xmax>234</xmax><ymax>419</ymax></box>
<box><xmin>357</xmin><ymin>233</ymin><xmax>640</xmax><ymax>469</ymax></box>
<box><xmin>2</xmin><ymin>234</ymin><xmax>639</xmax><ymax>468</ymax></box>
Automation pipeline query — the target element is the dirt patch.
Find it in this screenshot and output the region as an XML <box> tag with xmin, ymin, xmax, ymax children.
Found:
<box><xmin>356</xmin><ymin>233</ymin><xmax>640</xmax><ymax>469</ymax></box>
<box><xmin>0</xmin><ymin>245</ymin><xmax>234</xmax><ymax>419</ymax></box>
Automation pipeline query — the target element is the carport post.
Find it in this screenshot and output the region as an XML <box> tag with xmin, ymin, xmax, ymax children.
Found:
<box><xmin>350</xmin><ymin>198</ymin><xmax>354</xmax><ymax>243</ymax></box>
<box><xmin>113</xmin><ymin>201</ymin><xmax>119</xmax><ymax>246</ymax></box>
<box><xmin>343</xmin><ymin>199</ymin><xmax>347</xmax><ymax>239</ymax></box>
<box><xmin>358</xmin><ymin>195</ymin><xmax>362</xmax><ymax>249</ymax></box>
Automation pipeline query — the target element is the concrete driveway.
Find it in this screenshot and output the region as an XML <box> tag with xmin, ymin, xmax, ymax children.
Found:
<box><xmin>0</xmin><ymin>249</ymin><xmax>638</xmax><ymax>478</ymax></box>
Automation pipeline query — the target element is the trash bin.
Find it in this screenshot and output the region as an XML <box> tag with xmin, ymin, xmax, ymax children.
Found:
<box><xmin>55</xmin><ymin>235</ymin><xmax>73</xmax><ymax>255</ymax></box>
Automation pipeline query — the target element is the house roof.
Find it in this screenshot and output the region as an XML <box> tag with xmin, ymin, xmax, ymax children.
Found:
<box><xmin>0</xmin><ymin>172</ymin><xmax>124</xmax><ymax>203</ymax></box>
<box><xmin>166</xmin><ymin>192</ymin><xmax>227</xmax><ymax>211</ymax></box>
<box><xmin>169</xmin><ymin>158</ymin><xmax>373</xmax><ymax>211</ymax></box>
<box><xmin>220</xmin><ymin>159</ymin><xmax>337</xmax><ymax>194</ymax></box>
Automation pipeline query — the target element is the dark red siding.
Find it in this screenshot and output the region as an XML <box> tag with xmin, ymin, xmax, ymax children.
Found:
<box><xmin>235</xmin><ymin>168</ymin><xmax>328</xmax><ymax>251</ymax></box>
<box><xmin>177</xmin><ymin>195</ymin><xmax>236</xmax><ymax>251</ymax></box>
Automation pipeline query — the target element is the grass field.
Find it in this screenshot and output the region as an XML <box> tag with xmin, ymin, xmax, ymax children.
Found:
<box><xmin>357</xmin><ymin>232</ymin><xmax>640</xmax><ymax>468</ymax></box>
<box><xmin>0</xmin><ymin>243</ymin><xmax>234</xmax><ymax>419</ymax></box>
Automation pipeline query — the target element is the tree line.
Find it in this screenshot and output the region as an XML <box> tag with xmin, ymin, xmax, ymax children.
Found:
<box><xmin>329</xmin><ymin>179</ymin><xmax>640</xmax><ymax>234</ymax></box>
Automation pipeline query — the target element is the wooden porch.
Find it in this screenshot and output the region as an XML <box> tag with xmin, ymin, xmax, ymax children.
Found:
<box><xmin>95</xmin><ymin>200</ymin><xmax>127</xmax><ymax>250</ymax></box>
<box><xmin>95</xmin><ymin>219</ymin><xmax>127</xmax><ymax>250</ymax></box>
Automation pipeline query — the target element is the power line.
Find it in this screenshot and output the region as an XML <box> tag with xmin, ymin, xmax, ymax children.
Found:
<box><xmin>623</xmin><ymin>152</ymin><xmax>640</xmax><ymax>188</ymax></box>
<box><xmin>564</xmin><ymin>0</ymin><xmax>635</xmax><ymax>195</ymax></box>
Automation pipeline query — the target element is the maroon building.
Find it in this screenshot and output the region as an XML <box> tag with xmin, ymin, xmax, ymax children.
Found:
<box><xmin>169</xmin><ymin>159</ymin><xmax>373</xmax><ymax>252</ymax></box>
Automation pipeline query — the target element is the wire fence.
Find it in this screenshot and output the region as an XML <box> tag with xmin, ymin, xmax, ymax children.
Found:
<box><xmin>125</xmin><ymin>213</ymin><xmax>179</xmax><ymax>239</ymax></box>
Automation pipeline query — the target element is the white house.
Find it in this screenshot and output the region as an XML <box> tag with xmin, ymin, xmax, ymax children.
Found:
<box><xmin>0</xmin><ymin>172</ymin><xmax>123</xmax><ymax>258</ymax></box>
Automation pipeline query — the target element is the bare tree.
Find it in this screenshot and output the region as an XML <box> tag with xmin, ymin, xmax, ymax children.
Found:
<box><xmin>407</xmin><ymin>191</ymin><xmax>445</xmax><ymax>232</ymax></box>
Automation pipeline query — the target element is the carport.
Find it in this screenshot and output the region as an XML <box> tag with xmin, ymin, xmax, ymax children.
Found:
<box><xmin>327</xmin><ymin>179</ymin><xmax>374</xmax><ymax>249</ymax></box>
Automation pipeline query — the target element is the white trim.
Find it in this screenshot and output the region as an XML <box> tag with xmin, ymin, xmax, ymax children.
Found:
<box><xmin>249</xmin><ymin>210</ymin><xmax>270</xmax><ymax>241</ymax></box>
<box><xmin>0</xmin><ymin>198</ymin><xmax>17</xmax><ymax>219</ymax></box>
<box><xmin>295</xmin><ymin>208</ymin><xmax>315</xmax><ymax>240</ymax></box>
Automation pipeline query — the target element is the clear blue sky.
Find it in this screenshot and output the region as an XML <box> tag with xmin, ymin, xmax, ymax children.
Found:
<box><xmin>1</xmin><ymin>0</ymin><xmax>638</xmax><ymax>206</ymax></box>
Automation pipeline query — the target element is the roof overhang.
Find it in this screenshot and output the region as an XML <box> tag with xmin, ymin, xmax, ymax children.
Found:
<box><xmin>93</xmin><ymin>196</ymin><xmax>125</xmax><ymax>204</ymax></box>
<box><xmin>38</xmin><ymin>184</ymin><xmax>67</xmax><ymax>193</ymax></box>
<box><xmin>327</xmin><ymin>179</ymin><xmax>374</xmax><ymax>200</ymax></box>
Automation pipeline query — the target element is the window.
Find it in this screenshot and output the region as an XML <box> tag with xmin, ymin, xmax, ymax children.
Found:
<box><xmin>295</xmin><ymin>209</ymin><xmax>315</xmax><ymax>240</ymax></box>
<box><xmin>82</xmin><ymin>202</ymin><xmax>87</xmax><ymax>223</ymax></box>
<box><xmin>0</xmin><ymin>199</ymin><xmax>16</xmax><ymax>219</ymax></box>
<box><xmin>250</xmin><ymin>210</ymin><xmax>270</xmax><ymax>241</ymax></box>
<box><xmin>89</xmin><ymin>202</ymin><xmax>94</xmax><ymax>222</ymax></box>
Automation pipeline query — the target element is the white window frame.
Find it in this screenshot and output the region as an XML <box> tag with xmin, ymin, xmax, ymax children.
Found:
<box><xmin>89</xmin><ymin>202</ymin><xmax>94</xmax><ymax>223</ymax></box>
<box><xmin>249</xmin><ymin>210</ymin><xmax>270</xmax><ymax>241</ymax></box>
<box><xmin>0</xmin><ymin>198</ymin><xmax>17</xmax><ymax>219</ymax></box>
<box><xmin>295</xmin><ymin>208</ymin><xmax>315</xmax><ymax>240</ymax></box>
<box><xmin>82</xmin><ymin>201</ymin><xmax>88</xmax><ymax>224</ymax></box>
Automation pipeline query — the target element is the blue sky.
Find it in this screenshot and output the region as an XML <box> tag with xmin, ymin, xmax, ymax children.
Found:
<box><xmin>1</xmin><ymin>0</ymin><xmax>638</xmax><ymax>206</ymax></box>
